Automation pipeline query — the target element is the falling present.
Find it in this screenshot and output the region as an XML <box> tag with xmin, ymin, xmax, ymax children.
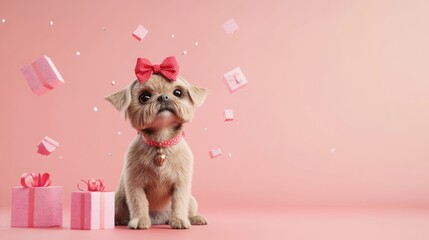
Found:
<box><xmin>224</xmin><ymin>109</ymin><xmax>234</xmax><ymax>122</ymax></box>
<box><xmin>222</xmin><ymin>18</ymin><xmax>239</xmax><ymax>35</ymax></box>
<box><xmin>223</xmin><ymin>67</ymin><xmax>248</xmax><ymax>93</ymax></box>
<box><xmin>132</xmin><ymin>25</ymin><xmax>149</xmax><ymax>41</ymax></box>
<box><xmin>37</xmin><ymin>136</ymin><xmax>59</xmax><ymax>156</ymax></box>
<box><xmin>209</xmin><ymin>148</ymin><xmax>222</xmax><ymax>159</ymax></box>
<box><xmin>21</xmin><ymin>55</ymin><xmax>64</xmax><ymax>96</ymax></box>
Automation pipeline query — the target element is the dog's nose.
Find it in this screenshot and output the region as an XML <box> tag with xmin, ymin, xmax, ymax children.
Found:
<box><xmin>157</xmin><ymin>94</ymin><xmax>169</xmax><ymax>102</ymax></box>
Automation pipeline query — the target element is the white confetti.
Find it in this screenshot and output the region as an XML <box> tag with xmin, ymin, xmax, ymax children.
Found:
<box><xmin>93</xmin><ymin>106</ymin><xmax>98</xmax><ymax>112</ymax></box>
<box><xmin>228</xmin><ymin>153</ymin><xmax>232</xmax><ymax>158</ymax></box>
<box><xmin>108</xmin><ymin>152</ymin><xmax>112</xmax><ymax>156</ymax></box>
<box><xmin>182</xmin><ymin>50</ymin><xmax>187</xmax><ymax>55</ymax></box>
<box><xmin>195</xmin><ymin>42</ymin><xmax>199</xmax><ymax>46</ymax></box>
<box><xmin>331</xmin><ymin>148</ymin><xmax>335</xmax><ymax>153</ymax></box>
<box><xmin>111</xmin><ymin>81</ymin><xmax>116</xmax><ymax>86</ymax></box>
<box><xmin>117</xmin><ymin>131</ymin><xmax>122</xmax><ymax>135</ymax></box>
<box><xmin>76</xmin><ymin>51</ymin><xmax>81</xmax><ymax>56</ymax></box>
<box><xmin>204</xmin><ymin>127</ymin><xmax>208</xmax><ymax>131</ymax></box>
<box><xmin>49</xmin><ymin>21</ymin><xmax>54</xmax><ymax>26</ymax></box>
<box><xmin>171</xmin><ymin>34</ymin><xmax>175</xmax><ymax>38</ymax></box>
<box><xmin>1</xmin><ymin>19</ymin><xmax>5</xmax><ymax>23</ymax></box>
<box><xmin>58</xmin><ymin>155</ymin><xmax>63</xmax><ymax>159</ymax></box>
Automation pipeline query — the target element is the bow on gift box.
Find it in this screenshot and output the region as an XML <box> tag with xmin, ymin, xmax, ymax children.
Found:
<box><xmin>77</xmin><ymin>179</ymin><xmax>105</xmax><ymax>192</ymax></box>
<box><xmin>20</xmin><ymin>173</ymin><xmax>51</xmax><ymax>187</ymax></box>
<box><xmin>135</xmin><ymin>56</ymin><xmax>179</xmax><ymax>84</ymax></box>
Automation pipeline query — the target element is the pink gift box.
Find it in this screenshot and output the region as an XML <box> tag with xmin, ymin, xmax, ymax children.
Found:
<box><xmin>223</xmin><ymin>67</ymin><xmax>248</xmax><ymax>93</ymax></box>
<box><xmin>21</xmin><ymin>55</ymin><xmax>64</xmax><ymax>96</ymax></box>
<box><xmin>132</xmin><ymin>25</ymin><xmax>148</xmax><ymax>41</ymax></box>
<box><xmin>37</xmin><ymin>136</ymin><xmax>59</xmax><ymax>156</ymax></box>
<box><xmin>71</xmin><ymin>191</ymin><xmax>115</xmax><ymax>230</ymax></box>
<box><xmin>11</xmin><ymin>186</ymin><xmax>63</xmax><ymax>227</ymax></box>
<box><xmin>222</xmin><ymin>18</ymin><xmax>239</xmax><ymax>35</ymax></box>
<box><xmin>210</xmin><ymin>148</ymin><xmax>223</xmax><ymax>159</ymax></box>
<box><xmin>224</xmin><ymin>109</ymin><xmax>234</xmax><ymax>122</ymax></box>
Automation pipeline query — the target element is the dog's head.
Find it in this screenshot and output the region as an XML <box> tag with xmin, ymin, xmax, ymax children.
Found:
<box><xmin>105</xmin><ymin>74</ymin><xmax>208</xmax><ymax>132</ymax></box>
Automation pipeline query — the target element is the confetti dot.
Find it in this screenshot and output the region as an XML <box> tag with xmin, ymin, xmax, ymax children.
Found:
<box><xmin>1</xmin><ymin>19</ymin><xmax>5</xmax><ymax>23</ymax></box>
<box><xmin>228</xmin><ymin>153</ymin><xmax>232</xmax><ymax>158</ymax></box>
<box><xmin>195</xmin><ymin>42</ymin><xmax>199</xmax><ymax>46</ymax></box>
<box><xmin>108</xmin><ymin>152</ymin><xmax>112</xmax><ymax>156</ymax></box>
<box><xmin>117</xmin><ymin>131</ymin><xmax>122</xmax><ymax>135</ymax></box>
<box><xmin>171</xmin><ymin>34</ymin><xmax>175</xmax><ymax>38</ymax></box>
<box><xmin>204</xmin><ymin>127</ymin><xmax>208</xmax><ymax>131</ymax></box>
<box><xmin>93</xmin><ymin>106</ymin><xmax>98</xmax><ymax>112</ymax></box>
<box><xmin>182</xmin><ymin>50</ymin><xmax>187</xmax><ymax>55</ymax></box>
<box><xmin>49</xmin><ymin>21</ymin><xmax>54</xmax><ymax>26</ymax></box>
<box><xmin>58</xmin><ymin>155</ymin><xmax>63</xmax><ymax>159</ymax></box>
<box><xmin>111</xmin><ymin>81</ymin><xmax>116</xmax><ymax>86</ymax></box>
<box><xmin>331</xmin><ymin>148</ymin><xmax>335</xmax><ymax>153</ymax></box>
<box><xmin>102</xmin><ymin>27</ymin><xmax>107</xmax><ymax>31</ymax></box>
<box><xmin>76</xmin><ymin>51</ymin><xmax>81</xmax><ymax>56</ymax></box>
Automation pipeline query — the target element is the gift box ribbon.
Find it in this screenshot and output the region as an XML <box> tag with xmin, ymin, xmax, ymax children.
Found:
<box><xmin>77</xmin><ymin>179</ymin><xmax>106</xmax><ymax>229</ymax></box>
<box><xmin>21</xmin><ymin>172</ymin><xmax>51</xmax><ymax>188</ymax></box>
<box><xmin>77</xmin><ymin>179</ymin><xmax>105</xmax><ymax>192</ymax></box>
<box><xmin>20</xmin><ymin>172</ymin><xmax>52</xmax><ymax>227</ymax></box>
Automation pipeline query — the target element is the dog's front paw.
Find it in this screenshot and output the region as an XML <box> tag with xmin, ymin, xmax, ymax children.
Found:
<box><xmin>128</xmin><ymin>216</ymin><xmax>151</xmax><ymax>229</ymax></box>
<box><xmin>170</xmin><ymin>217</ymin><xmax>191</xmax><ymax>229</ymax></box>
<box><xmin>189</xmin><ymin>215</ymin><xmax>208</xmax><ymax>225</ymax></box>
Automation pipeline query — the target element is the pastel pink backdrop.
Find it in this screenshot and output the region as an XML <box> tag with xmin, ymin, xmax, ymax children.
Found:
<box><xmin>1</xmin><ymin>0</ymin><xmax>429</xmax><ymax>211</ymax></box>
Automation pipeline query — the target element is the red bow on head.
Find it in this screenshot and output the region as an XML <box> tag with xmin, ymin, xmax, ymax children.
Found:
<box><xmin>135</xmin><ymin>56</ymin><xmax>179</xmax><ymax>84</ymax></box>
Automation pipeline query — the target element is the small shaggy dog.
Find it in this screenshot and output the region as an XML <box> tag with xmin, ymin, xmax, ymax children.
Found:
<box><xmin>105</xmin><ymin>56</ymin><xmax>208</xmax><ymax>229</ymax></box>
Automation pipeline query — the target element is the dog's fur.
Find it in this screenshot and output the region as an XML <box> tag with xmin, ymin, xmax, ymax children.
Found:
<box><xmin>105</xmin><ymin>74</ymin><xmax>208</xmax><ymax>229</ymax></box>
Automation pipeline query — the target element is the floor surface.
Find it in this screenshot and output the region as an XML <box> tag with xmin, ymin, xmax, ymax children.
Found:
<box><xmin>1</xmin><ymin>208</ymin><xmax>429</xmax><ymax>240</ymax></box>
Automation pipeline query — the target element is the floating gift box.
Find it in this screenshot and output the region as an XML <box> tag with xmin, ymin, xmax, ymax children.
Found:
<box><xmin>21</xmin><ymin>55</ymin><xmax>64</xmax><ymax>96</ymax></box>
<box><xmin>209</xmin><ymin>148</ymin><xmax>223</xmax><ymax>159</ymax></box>
<box><xmin>132</xmin><ymin>25</ymin><xmax>149</xmax><ymax>41</ymax></box>
<box><xmin>222</xmin><ymin>18</ymin><xmax>239</xmax><ymax>35</ymax></box>
<box><xmin>71</xmin><ymin>179</ymin><xmax>115</xmax><ymax>230</ymax></box>
<box><xmin>223</xmin><ymin>67</ymin><xmax>248</xmax><ymax>93</ymax></box>
<box><xmin>37</xmin><ymin>136</ymin><xmax>59</xmax><ymax>156</ymax></box>
<box><xmin>11</xmin><ymin>173</ymin><xmax>63</xmax><ymax>228</ymax></box>
<box><xmin>224</xmin><ymin>109</ymin><xmax>234</xmax><ymax>122</ymax></box>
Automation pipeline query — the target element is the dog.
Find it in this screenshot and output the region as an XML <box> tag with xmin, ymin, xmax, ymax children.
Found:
<box><xmin>105</xmin><ymin>56</ymin><xmax>208</xmax><ymax>229</ymax></box>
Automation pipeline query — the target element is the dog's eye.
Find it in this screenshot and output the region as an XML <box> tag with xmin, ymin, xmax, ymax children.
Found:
<box><xmin>139</xmin><ymin>91</ymin><xmax>152</xmax><ymax>103</ymax></box>
<box><xmin>173</xmin><ymin>89</ymin><xmax>183</xmax><ymax>98</ymax></box>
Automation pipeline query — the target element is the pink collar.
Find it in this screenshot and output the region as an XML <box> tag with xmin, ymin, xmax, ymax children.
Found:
<box><xmin>141</xmin><ymin>131</ymin><xmax>184</xmax><ymax>148</ymax></box>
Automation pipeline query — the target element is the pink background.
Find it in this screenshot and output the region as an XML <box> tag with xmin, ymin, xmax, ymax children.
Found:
<box><xmin>1</xmin><ymin>0</ymin><xmax>429</xmax><ymax>213</ymax></box>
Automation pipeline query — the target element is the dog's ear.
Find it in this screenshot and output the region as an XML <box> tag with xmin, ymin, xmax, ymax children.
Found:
<box><xmin>178</xmin><ymin>76</ymin><xmax>208</xmax><ymax>107</ymax></box>
<box><xmin>105</xmin><ymin>80</ymin><xmax>137</xmax><ymax>111</ymax></box>
<box><xmin>188</xmin><ymin>85</ymin><xmax>208</xmax><ymax>107</ymax></box>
